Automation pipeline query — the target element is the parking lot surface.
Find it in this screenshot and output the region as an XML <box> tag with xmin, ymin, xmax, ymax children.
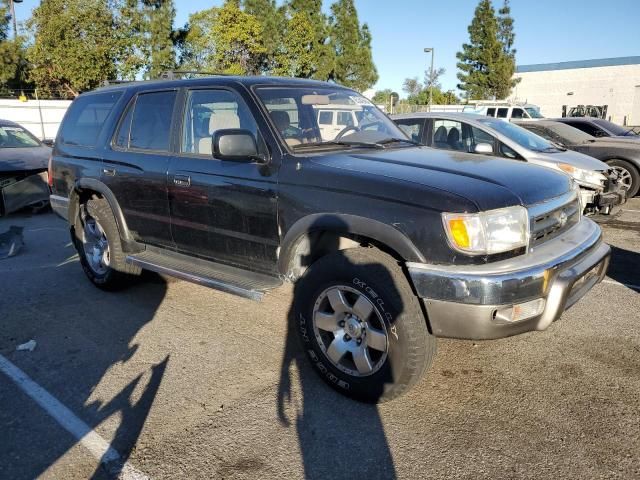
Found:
<box><xmin>1</xmin><ymin>200</ymin><xmax>639</xmax><ymax>480</ymax></box>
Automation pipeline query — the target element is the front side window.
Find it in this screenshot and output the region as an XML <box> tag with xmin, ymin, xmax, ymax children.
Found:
<box><xmin>525</xmin><ymin>107</ymin><xmax>543</xmax><ymax>119</ymax></box>
<box><xmin>511</xmin><ymin>108</ymin><xmax>524</xmax><ymax>119</ymax></box>
<box><xmin>0</xmin><ymin>125</ymin><xmax>41</xmax><ymax>148</ymax></box>
<box><xmin>60</xmin><ymin>91</ymin><xmax>122</xmax><ymax>147</ymax></box>
<box><xmin>255</xmin><ymin>86</ymin><xmax>408</xmax><ymax>150</ymax></box>
<box><xmin>128</xmin><ymin>91</ymin><xmax>176</xmax><ymax>151</ymax></box>
<box><xmin>478</xmin><ymin>117</ymin><xmax>560</xmax><ymax>153</ymax></box>
<box><xmin>395</xmin><ymin>119</ymin><xmax>424</xmax><ymax>143</ymax></box>
<box><xmin>181</xmin><ymin>89</ymin><xmax>258</xmax><ymax>155</ymax></box>
<box><xmin>432</xmin><ymin>119</ymin><xmax>464</xmax><ymax>151</ymax></box>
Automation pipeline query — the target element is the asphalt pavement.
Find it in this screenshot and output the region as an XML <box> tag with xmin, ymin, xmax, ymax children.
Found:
<box><xmin>0</xmin><ymin>199</ymin><xmax>639</xmax><ymax>480</ymax></box>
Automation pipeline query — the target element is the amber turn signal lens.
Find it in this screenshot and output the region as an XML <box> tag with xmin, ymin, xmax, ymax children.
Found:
<box><xmin>448</xmin><ymin>218</ymin><xmax>470</xmax><ymax>248</ymax></box>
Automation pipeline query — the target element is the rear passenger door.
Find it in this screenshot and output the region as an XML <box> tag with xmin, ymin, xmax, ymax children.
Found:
<box><xmin>102</xmin><ymin>89</ymin><xmax>178</xmax><ymax>248</ymax></box>
<box><xmin>168</xmin><ymin>87</ymin><xmax>279</xmax><ymax>274</ymax></box>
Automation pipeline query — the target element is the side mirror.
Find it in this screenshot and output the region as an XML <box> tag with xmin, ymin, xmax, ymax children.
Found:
<box><xmin>42</xmin><ymin>139</ymin><xmax>54</xmax><ymax>147</ymax></box>
<box><xmin>474</xmin><ymin>142</ymin><xmax>494</xmax><ymax>154</ymax></box>
<box><xmin>213</xmin><ymin>129</ymin><xmax>265</xmax><ymax>162</ymax></box>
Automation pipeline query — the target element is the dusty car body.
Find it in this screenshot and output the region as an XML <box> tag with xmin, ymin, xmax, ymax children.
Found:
<box><xmin>0</xmin><ymin>119</ymin><xmax>51</xmax><ymax>216</ymax></box>
<box><xmin>392</xmin><ymin>112</ymin><xmax>624</xmax><ymax>215</ymax></box>
<box><xmin>516</xmin><ymin>119</ymin><xmax>640</xmax><ymax>198</ymax></box>
<box><xmin>554</xmin><ymin>117</ymin><xmax>640</xmax><ymax>142</ymax></box>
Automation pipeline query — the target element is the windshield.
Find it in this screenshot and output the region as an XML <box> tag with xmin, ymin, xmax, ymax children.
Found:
<box><xmin>0</xmin><ymin>125</ymin><xmax>41</xmax><ymax>148</ymax></box>
<box><xmin>544</xmin><ymin>122</ymin><xmax>594</xmax><ymax>144</ymax></box>
<box><xmin>593</xmin><ymin>119</ymin><xmax>637</xmax><ymax>136</ymax></box>
<box><xmin>525</xmin><ymin>107</ymin><xmax>543</xmax><ymax>119</ymax></box>
<box><xmin>478</xmin><ymin>117</ymin><xmax>560</xmax><ymax>152</ymax></box>
<box><xmin>255</xmin><ymin>86</ymin><xmax>410</xmax><ymax>150</ymax></box>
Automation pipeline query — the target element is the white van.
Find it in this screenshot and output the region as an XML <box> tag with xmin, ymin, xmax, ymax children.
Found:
<box><xmin>462</xmin><ymin>103</ymin><xmax>543</xmax><ymax>121</ymax></box>
<box><xmin>314</xmin><ymin>105</ymin><xmax>363</xmax><ymax>140</ymax></box>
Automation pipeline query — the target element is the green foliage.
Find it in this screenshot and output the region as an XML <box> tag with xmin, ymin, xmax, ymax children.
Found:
<box><xmin>211</xmin><ymin>0</ymin><xmax>266</xmax><ymax>75</ymax></box>
<box><xmin>328</xmin><ymin>0</ymin><xmax>378</xmax><ymax>91</ymax></box>
<box><xmin>402</xmin><ymin>77</ymin><xmax>422</xmax><ymax>98</ymax></box>
<box><xmin>27</xmin><ymin>0</ymin><xmax>118</xmax><ymax>97</ymax></box>
<box><xmin>178</xmin><ymin>7</ymin><xmax>218</xmax><ymax>71</ymax></box>
<box><xmin>456</xmin><ymin>0</ymin><xmax>518</xmax><ymax>100</ymax></box>
<box><xmin>402</xmin><ymin>73</ymin><xmax>459</xmax><ymax>105</ymax></box>
<box><xmin>273</xmin><ymin>11</ymin><xmax>315</xmax><ymax>77</ymax></box>
<box><xmin>144</xmin><ymin>0</ymin><xmax>176</xmax><ymax>79</ymax></box>
<box><xmin>242</xmin><ymin>0</ymin><xmax>285</xmax><ymax>71</ymax></box>
<box><xmin>372</xmin><ymin>88</ymin><xmax>393</xmax><ymax>104</ymax></box>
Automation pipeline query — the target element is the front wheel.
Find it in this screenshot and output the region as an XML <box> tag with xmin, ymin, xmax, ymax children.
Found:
<box><xmin>294</xmin><ymin>248</ymin><xmax>436</xmax><ymax>403</ymax></box>
<box><xmin>608</xmin><ymin>159</ymin><xmax>639</xmax><ymax>197</ymax></box>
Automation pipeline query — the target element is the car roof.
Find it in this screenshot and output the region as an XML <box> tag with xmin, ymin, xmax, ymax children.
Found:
<box><xmin>0</xmin><ymin>119</ymin><xmax>23</xmax><ymax>128</ymax></box>
<box><xmin>91</xmin><ymin>75</ymin><xmax>351</xmax><ymax>95</ymax></box>
<box><xmin>553</xmin><ymin>117</ymin><xmax>596</xmax><ymax>124</ymax></box>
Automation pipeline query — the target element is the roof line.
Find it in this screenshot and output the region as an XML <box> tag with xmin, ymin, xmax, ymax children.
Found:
<box><xmin>516</xmin><ymin>56</ymin><xmax>640</xmax><ymax>73</ymax></box>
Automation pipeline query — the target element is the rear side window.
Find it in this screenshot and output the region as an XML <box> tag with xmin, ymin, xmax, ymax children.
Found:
<box><xmin>318</xmin><ymin>111</ymin><xmax>333</xmax><ymax>125</ymax></box>
<box><xmin>115</xmin><ymin>91</ymin><xmax>177</xmax><ymax>151</ymax></box>
<box><xmin>337</xmin><ymin>111</ymin><xmax>354</xmax><ymax>126</ymax></box>
<box><xmin>60</xmin><ymin>92</ymin><xmax>122</xmax><ymax>147</ymax></box>
<box><xmin>486</xmin><ymin>108</ymin><xmax>496</xmax><ymax>117</ymax></box>
<box><xmin>497</xmin><ymin>108</ymin><xmax>508</xmax><ymax>118</ymax></box>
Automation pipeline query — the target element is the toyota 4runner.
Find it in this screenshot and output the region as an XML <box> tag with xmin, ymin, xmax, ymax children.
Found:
<box><xmin>49</xmin><ymin>76</ymin><xmax>611</xmax><ymax>402</ymax></box>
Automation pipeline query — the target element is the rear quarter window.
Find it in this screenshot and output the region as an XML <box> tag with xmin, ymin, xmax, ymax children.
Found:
<box><xmin>59</xmin><ymin>91</ymin><xmax>122</xmax><ymax>147</ymax></box>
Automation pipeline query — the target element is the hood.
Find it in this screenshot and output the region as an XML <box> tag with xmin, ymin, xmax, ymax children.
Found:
<box><xmin>528</xmin><ymin>148</ymin><xmax>608</xmax><ymax>171</ymax></box>
<box><xmin>0</xmin><ymin>145</ymin><xmax>50</xmax><ymax>173</ymax></box>
<box><xmin>593</xmin><ymin>137</ymin><xmax>640</xmax><ymax>147</ymax></box>
<box><xmin>311</xmin><ymin>146</ymin><xmax>572</xmax><ymax>211</ymax></box>
<box><xmin>611</xmin><ymin>135</ymin><xmax>640</xmax><ymax>142</ymax></box>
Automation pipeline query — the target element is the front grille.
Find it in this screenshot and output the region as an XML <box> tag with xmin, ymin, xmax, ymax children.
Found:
<box><xmin>529</xmin><ymin>196</ymin><xmax>581</xmax><ymax>247</ymax></box>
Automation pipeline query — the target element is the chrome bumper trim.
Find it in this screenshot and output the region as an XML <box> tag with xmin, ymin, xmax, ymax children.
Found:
<box><xmin>50</xmin><ymin>194</ymin><xmax>69</xmax><ymax>221</ymax></box>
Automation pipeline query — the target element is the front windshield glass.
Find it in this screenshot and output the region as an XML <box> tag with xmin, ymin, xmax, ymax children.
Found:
<box><xmin>478</xmin><ymin>117</ymin><xmax>560</xmax><ymax>153</ymax></box>
<box><xmin>0</xmin><ymin>125</ymin><xmax>41</xmax><ymax>148</ymax></box>
<box><xmin>593</xmin><ymin>119</ymin><xmax>637</xmax><ymax>136</ymax></box>
<box><xmin>544</xmin><ymin>122</ymin><xmax>594</xmax><ymax>144</ymax></box>
<box><xmin>255</xmin><ymin>87</ymin><xmax>410</xmax><ymax>150</ymax></box>
<box><xmin>525</xmin><ymin>107</ymin><xmax>543</xmax><ymax>119</ymax></box>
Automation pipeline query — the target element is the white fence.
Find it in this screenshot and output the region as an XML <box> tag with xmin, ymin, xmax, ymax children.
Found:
<box><xmin>0</xmin><ymin>99</ymin><xmax>72</xmax><ymax>140</ymax></box>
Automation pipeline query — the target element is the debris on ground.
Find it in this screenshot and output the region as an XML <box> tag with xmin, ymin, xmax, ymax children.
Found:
<box><xmin>0</xmin><ymin>226</ymin><xmax>24</xmax><ymax>259</ymax></box>
<box><xmin>16</xmin><ymin>339</ymin><xmax>37</xmax><ymax>352</ymax></box>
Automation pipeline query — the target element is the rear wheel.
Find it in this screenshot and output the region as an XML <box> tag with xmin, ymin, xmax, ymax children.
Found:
<box><xmin>294</xmin><ymin>248</ymin><xmax>436</xmax><ymax>403</ymax></box>
<box><xmin>73</xmin><ymin>197</ymin><xmax>140</xmax><ymax>289</ymax></box>
<box><xmin>607</xmin><ymin>159</ymin><xmax>639</xmax><ymax>197</ymax></box>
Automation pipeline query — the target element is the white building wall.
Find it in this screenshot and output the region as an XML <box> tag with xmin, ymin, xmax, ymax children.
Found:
<box><xmin>509</xmin><ymin>64</ymin><xmax>640</xmax><ymax>125</ymax></box>
<box><xmin>0</xmin><ymin>99</ymin><xmax>72</xmax><ymax>140</ymax></box>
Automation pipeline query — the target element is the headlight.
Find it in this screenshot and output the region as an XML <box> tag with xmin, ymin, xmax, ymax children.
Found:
<box><xmin>556</xmin><ymin>163</ymin><xmax>606</xmax><ymax>190</ymax></box>
<box><xmin>442</xmin><ymin>205</ymin><xmax>529</xmax><ymax>255</ymax></box>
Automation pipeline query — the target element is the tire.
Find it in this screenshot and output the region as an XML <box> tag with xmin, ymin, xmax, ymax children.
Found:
<box><xmin>607</xmin><ymin>159</ymin><xmax>640</xmax><ymax>198</ymax></box>
<box><xmin>73</xmin><ymin>197</ymin><xmax>141</xmax><ymax>290</ymax></box>
<box><xmin>294</xmin><ymin>247</ymin><xmax>436</xmax><ymax>403</ymax></box>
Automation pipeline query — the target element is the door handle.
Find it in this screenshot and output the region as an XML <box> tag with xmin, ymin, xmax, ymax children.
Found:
<box><xmin>102</xmin><ymin>168</ymin><xmax>116</xmax><ymax>176</ymax></box>
<box><xmin>173</xmin><ymin>175</ymin><xmax>191</xmax><ymax>187</ymax></box>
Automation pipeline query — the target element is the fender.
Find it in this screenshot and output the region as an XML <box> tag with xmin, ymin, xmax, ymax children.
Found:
<box><xmin>278</xmin><ymin>213</ymin><xmax>426</xmax><ymax>275</ymax></box>
<box><xmin>70</xmin><ymin>178</ymin><xmax>141</xmax><ymax>252</ymax></box>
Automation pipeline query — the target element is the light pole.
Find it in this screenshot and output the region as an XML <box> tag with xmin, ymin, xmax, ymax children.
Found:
<box><xmin>9</xmin><ymin>0</ymin><xmax>23</xmax><ymax>40</ymax></box>
<box><xmin>424</xmin><ymin>48</ymin><xmax>434</xmax><ymax>111</ymax></box>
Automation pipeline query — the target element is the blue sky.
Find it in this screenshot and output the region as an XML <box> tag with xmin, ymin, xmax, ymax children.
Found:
<box><xmin>13</xmin><ymin>0</ymin><xmax>640</xmax><ymax>94</ymax></box>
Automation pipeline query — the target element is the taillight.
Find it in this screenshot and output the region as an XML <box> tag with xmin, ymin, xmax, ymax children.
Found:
<box><xmin>47</xmin><ymin>155</ymin><xmax>53</xmax><ymax>187</ymax></box>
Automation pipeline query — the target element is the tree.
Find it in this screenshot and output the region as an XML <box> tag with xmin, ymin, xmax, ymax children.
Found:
<box><xmin>456</xmin><ymin>0</ymin><xmax>517</xmax><ymax>100</ymax></box>
<box><xmin>211</xmin><ymin>0</ymin><xmax>266</xmax><ymax>75</ymax></box>
<box><xmin>285</xmin><ymin>0</ymin><xmax>333</xmax><ymax>80</ymax></box>
<box><xmin>328</xmin><ymin>0</ymin><xmax>377</xmax><ymax>91</ymax></box>
<box><xmin>114</xmin><ymin>0</ymin><xmax>147</xmax><ymax>81</ymax></box>
<box><xmin>495</xmin><ymin>0</ymin><xmax>519</xmax><ymax>98</ymax></box>
<box><xmin>372</xmin><ymin>88</ymin><xmax>393</xmax><ymax>104</ymax></box>
<box><xmin>143</xmin><ymin>0</ymin><xmax>176</xmax><ymax>79</ymax></box>
<box><xmin>402</xmin><ymin>77</ymin><xmax>422</xmax><ymax>98</ymax></box>
<box><xmin>178</xmin><ymin>7</ymin><xmax>218</xmax><ymax>71</ymax></box>
<box><xmin>242</xmin><ymin>0</ymin><xmax>285</xmax><ymax>72</ymax></box>
<box><xmin>424</xmin><ymin>67</ymin><xmax>446</xmax><ymax>91</ymax></box>
<box><xmin>273</xmin><ymin>12</ymin><xmax>315</xmax><ymax>77</ymax></box>
<box><xmin>27</xmin><ymin>0</ymin><xmax>118</xmax><ymax>97</ymax></box>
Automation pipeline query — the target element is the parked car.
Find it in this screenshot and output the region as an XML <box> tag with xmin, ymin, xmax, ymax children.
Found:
<box><xmin>392</xmin><ymin>112</ymin><xmax>624</xmax><ymax>215</ymax></box>
<box><xmin>516</xmin><ymin>119</ymin><xmax>640</xmax><ymax>197</ymax></box>
<box><xmin>0</xmin><ymin>119</ymin><xmax>51</xmax><ymax>216</ymax></box>
<box><xmin>313</xmin><ymin>104</ymin><xmax>362</xmax><ymax>140</ymax></box>
<box><xmin>554</xmin><ymin>117</ymin><xmax>640</xmax><ymax>142</ymax></box>
<box><xmin>50</xmin><ymin>76</ymin><xmax>610</xmax><ymax>402</ymax></box>
<box><xmin>462</xmin><ymin>102</ymin><xmax>543</xmax><ymax>120</ymax></box>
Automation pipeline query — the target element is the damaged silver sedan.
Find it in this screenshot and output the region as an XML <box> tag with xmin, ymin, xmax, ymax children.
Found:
<box><xmin>0</xmin><ymin>119</ymin><xmax>51</xmax><ymax>216</ymax></box>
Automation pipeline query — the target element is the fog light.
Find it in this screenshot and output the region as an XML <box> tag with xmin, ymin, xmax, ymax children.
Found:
<box><xmin>494</xmin><ymin>298</ymin><xmax>545</xmax><ymax>323</ymax></box>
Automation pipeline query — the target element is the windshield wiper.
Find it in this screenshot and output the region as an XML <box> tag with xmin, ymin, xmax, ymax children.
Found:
<box><xmin>295</xmin><ymin>140</ymin><xmax>385</xmax><ymax>150</ymax></box>
<box><xmin>375</xmin><ymin>137</ymin><xmax>422</xmax><ymax>146</ymax></box>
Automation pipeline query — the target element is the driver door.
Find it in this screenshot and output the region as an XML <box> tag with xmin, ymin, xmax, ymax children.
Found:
<box><xmin>168</xmin><ymin>88</ymin><xmax>280</xmax><ymax>274</ymax></box>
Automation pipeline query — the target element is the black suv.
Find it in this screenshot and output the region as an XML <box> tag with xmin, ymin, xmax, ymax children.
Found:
<box><xmin>50</xmin><ymin>76</ymin><xmax>611</xmax><ymax>402</ymax></box>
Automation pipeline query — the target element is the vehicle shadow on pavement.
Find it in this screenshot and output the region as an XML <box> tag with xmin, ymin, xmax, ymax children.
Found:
<box><xmin>607</xmin><ymin>245</ymin><xmax>640</xmax><ymax>291</ymax></box>
<box><xmin>277</xmin><ymin>217</ymin><xmax>398</xmax><ymax>480</ymax></box>
<box><xmin>0</xmin><ymin>229</ymin><xmax>169</xmax><ymax>480</ymax></box>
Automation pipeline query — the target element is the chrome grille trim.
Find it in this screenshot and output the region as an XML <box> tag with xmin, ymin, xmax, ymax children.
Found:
<box><xmin>528</xmin><ymin>190</ymin><xmax>581</xmax><ymax>248</ymax></box>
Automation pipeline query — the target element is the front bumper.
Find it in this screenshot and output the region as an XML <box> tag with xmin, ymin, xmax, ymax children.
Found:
<box><xmin>581</xmin><ymin>177</ymin><xmax>627</xmax><ymax>215</ymax></box>
<box><xmin>407</xmin><ymin>218</ymin><xmax>610</xmax><ymax>340</ymax></box>
<box><xmin>50</xmin><ymin>194</ymin><xmax>69</xmax><ymax>221</ymax></box>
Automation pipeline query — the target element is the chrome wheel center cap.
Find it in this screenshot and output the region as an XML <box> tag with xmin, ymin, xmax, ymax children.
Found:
<box><xmin>345</xmin><ymin>315</ymin><xmax>363</xmax><ymax>339</ymax></box>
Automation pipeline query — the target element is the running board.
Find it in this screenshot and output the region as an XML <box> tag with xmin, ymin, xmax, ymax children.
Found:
<box><xmin>126</xmin><ymin>248</ymin><xmax>282</xmax><ymax>301</ymax></box>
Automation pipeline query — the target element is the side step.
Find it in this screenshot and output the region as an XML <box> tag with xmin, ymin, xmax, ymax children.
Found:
<box><xmin>126</xmin><ymin>247</ymin><xmax>282</xmax><ymax>301</ymax></box>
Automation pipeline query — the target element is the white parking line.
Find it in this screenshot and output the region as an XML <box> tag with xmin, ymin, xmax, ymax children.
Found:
<box><xmin>0</xmin><ymin>354</ymin><xmax>149</xmax><ymax>480</ymax></box>
<box><xmin>603</xmin><ymin>279</ymin><xmax>640</xmax><ymax>290</ymax></box>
